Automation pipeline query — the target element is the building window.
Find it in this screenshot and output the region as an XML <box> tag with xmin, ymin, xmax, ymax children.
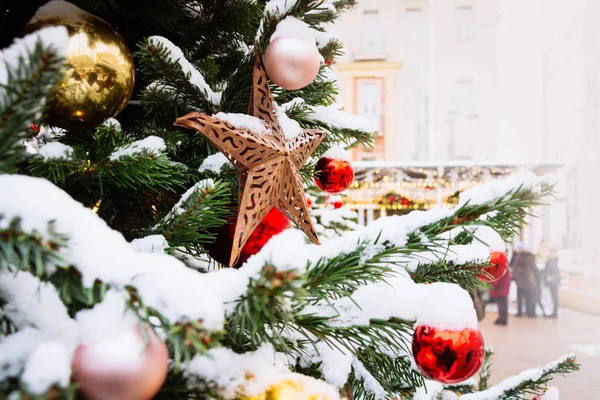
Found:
<box><xmin>452</xmin><ymin>80</ymin><xmax>475</xmax><ymax>114</ymax></box>
<box><xmin>456</xmin><ymin>6</ymin><xmax>472</xmax><ymax>41</ymax></box>
<box><xmin>357</xmin><ymin>79</ymin><xmax>383</xmax><ymax>132</ymax></box>
<box><xmin>361</xmin><ymin>11</ymin><xmax>384</xmax><ymax>53</ymax></box>
<box><xmin>404</xmin><ymin>8</ymin><xmax>425</xmax><ymax>44</ymax></box>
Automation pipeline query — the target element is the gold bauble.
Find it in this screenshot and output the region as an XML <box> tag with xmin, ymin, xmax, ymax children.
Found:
<box><xmin>243</xmin><ymin>379</ymin><xmax>336</xmax><ymax>400</ymax></box>
<box><xmin>23</xmin><ymin>2</ymin><xmax>134</xmax><ymax>130</ymax></box>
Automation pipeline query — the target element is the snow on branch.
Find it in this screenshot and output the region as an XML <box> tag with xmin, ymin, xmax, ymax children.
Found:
<box><xmin>147</xmin><ymin>36</ymin><xmax>221</xmax><ymax>105</ymax></box>
<box><xmin>307</xmin><ymin>105</ymin><xmax>375</xmax><ymax>133</ymax></box>
<box><xmin>109</xmin><ymin>136</ymin><xmax>166</xmax><ymax>161</ymax></box>
<box><xmin>271</xmin><ymin>16</ymin><xmax>337</xmax><ymax>49</ymax></box>
<box><xmin>461</xmin><ymin>354</ymin><xmax>578</xmax><ymax>400</ymax></box>
<box><xmin>199</xmin><ymin>153</ymin><xmax>231</xmax><ymax>173</ymax></box>
<box><xmin>37</xmin><ymin>142</ymin><xmax>73</xmax><ymax>161</ymax></box>
<box><xmin>185</xmin><ymin>344</ymin><xmax>339</xmax><ymax>399</ymax></box>
<box><xmin>264</xmin><ymin>0</ymin><xmax>298</xmax><ymax>17</ymax></box>
<box><xmin>0</xmin><ymin>270</ymin><xmax>76</xmax><ymax>393</ymax></box>
<box><xmin>0</xmin><ymin>175</ymin><xmax>262</xmax><ymax>330</ymax></box>
<box><xmin>0</xmin><ymin>26</ymin><xmax>68</xmax><ymax>93</ymax></box>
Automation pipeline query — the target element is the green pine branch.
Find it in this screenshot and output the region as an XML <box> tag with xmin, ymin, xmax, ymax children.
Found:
<box><xmin>152</xmin><ymin>181</ymin><xmax>233</xmax><ymax>253</ymax></box>
<box><xmin>0</xmin><ymin>217</ymin><xmax>69</xmax><ymax>276</ymax></box>
<box><xmin>464</xmin><ymin>355</ymin><xmax>579</xmax><ymax>400</ymax></box>
<box><xmin>478</xmin><ymin>346</ymin><xmax>495</xmax><ymax>391</ymax></box>
<box><xmin>303</xmin><ymin>242</ymin><xmax>397</xmax><ymax>300</ymax></box>
<box><xmin>137</xmin><ymin>38</ymin><xmax>219</xmax><ymax>116</ymax></box>
<box><xmin>0</xmin><ymin>38</ymin><xmax>65</xmax><ymax>172</ymax></box>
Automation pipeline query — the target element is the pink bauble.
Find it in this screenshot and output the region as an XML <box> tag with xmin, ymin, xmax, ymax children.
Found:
<box><xmin>72</xmin><ymin>325</ymin><xmax>169</xmax><ymax>400</ymax></box>
<box><xmin>263</xmin><ymin>37</ymin><xmax>321</xmax><ymax>90</ymax></box>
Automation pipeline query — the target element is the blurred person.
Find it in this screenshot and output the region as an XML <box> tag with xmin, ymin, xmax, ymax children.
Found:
<box><xmin>489</xmin><ymin>267</ymin><xmax>511</xmax><ymax>325</ymax></box>
<box><xmin>535</xmin><ymin>265</ymin><xmax>547</xmax><ymax>316</ymax></box>
<box><xmin>511</xmin><ymin>243</ymin><xmax>537</xmax><ymax>318</ymax></box>
<box><xmin>544</xmin><ymin>249</ymin><xmax>560</xmax><ymax>318</ymax></box>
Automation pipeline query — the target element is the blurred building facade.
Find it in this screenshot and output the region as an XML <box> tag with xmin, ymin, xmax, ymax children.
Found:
<box><xmin>334</xmin><ymin>0</ymin><xmax>498</xmax><ymax>162</ymax></box>
<box><xmin>335</xmin><ymin>0</ymin><xmax>600</xmax><ymax>262</ymax></box>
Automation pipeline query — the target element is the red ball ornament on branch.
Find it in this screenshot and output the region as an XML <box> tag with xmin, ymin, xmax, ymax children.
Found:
<box><xmin>204</xmin><ymin>208</ymin><xmax>290</xmax><ymax>268</ymax></box>
<box><xmin>412</xmin><ymin>325</ymin><xmax>485</xmax><ymax>384</ymax></box>
<box><xmin>72</xmin><ymin>325</ymin><xmax>168</xmax><ymax>400</ymax></box>
<box><xmin>478</xmin><ymin>250</ymin><xmax>508</xmax><ymax>283</ymax></box>
<box><xmin>314</xmin><ymin>148</ymin><xmax>354</xmax><ymax>194</ymax></box>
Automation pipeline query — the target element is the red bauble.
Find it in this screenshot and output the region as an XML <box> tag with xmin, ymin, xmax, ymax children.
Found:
<box><xmin>332</xmin><ymin>200</ymin><xmax>344</xmax><ymax>209</ymax></box>
<box><xmin>30</xmin><ymin>123</ymin><xmax>41</xmax><ymax>134</ymax></box>
<box><xmin>479</xmin><ymin>250</ymin><xmax>508</xmax><ymax>283</ymax></box>
<box><xmin>314</xmin><ymin>156</ymin><xmax>354</xmax><ymax>194</ymax></box>
<box><xmin>412</xmin><ymin>325</ymin><xmax>485</xmax><ymax>384</ymax></box>
<box><xmin>325</xmin><ymin>57</ymin><xmax>335</xmax><ymax>66</ymax></box>
<box><xmin>400</xmin><ymin>197</ymin><xmax>412</xmax><ymax>206</ymax></box>
<box><xmin>204</xmin><ymin>208</ymin><xmax>290</xmax><ymax>267</ymax></box>
<box><xmin>72</xmin><ymin>325</ymin><xmax>169</xmax><ymax>400</ymax></box>
<box><xmin>306</xmin><ymin>196</ymin><xmax>313</xmax><ymax>208</ymax></box>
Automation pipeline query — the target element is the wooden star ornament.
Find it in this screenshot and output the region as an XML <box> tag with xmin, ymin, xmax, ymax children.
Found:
<box><xmin>174</xmin><ymin>54</ymin><xmax>326</xmax><ymax>266</ymax></box>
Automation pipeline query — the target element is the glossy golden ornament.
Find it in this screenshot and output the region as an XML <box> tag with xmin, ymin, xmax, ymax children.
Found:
<box><xmin>23</xmin><ymin>1</ymin><xmax>134</xmax><ymax>130</ymax></box>
<box><xmin>242</xmin><ymin>379</ymin><xmax>337</xmax><ymax>400</ymax></box>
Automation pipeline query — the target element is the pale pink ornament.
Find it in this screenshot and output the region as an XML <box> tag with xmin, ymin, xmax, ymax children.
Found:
<box><xmin>263</xmin><ymin>37</ymin><xmax>321</xmax><ymax>90</ymax></box>
<box><xmin>72</xmin><ymin>325</ymin><xmax>169</xmax><ymax>400</ymax></box>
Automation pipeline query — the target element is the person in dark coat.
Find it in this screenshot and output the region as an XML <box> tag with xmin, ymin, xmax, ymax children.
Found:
<box><xmin>544</xmin><ymin>251</ymin><xmax>560</xmax><ymax>318</ymax></box>
<box><xmin>489</xmin><ymin>268</ymin><xmax>511</xmax><ymax>325</ymax></box>
<box><xmin>511</xmin><ymin>246</ymin><xmax>537</xmax><ymax>318</ymax></box>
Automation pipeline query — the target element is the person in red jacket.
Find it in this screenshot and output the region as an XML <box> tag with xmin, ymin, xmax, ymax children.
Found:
<box><xmin>489</xmin><ymin>268</ymin><xmax>511</xmax><ymax>325</ymax></box>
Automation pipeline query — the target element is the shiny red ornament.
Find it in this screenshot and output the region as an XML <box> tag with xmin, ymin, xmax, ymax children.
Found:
<box><xmin>30</xmin><ymin>123</ymin><xmax>41</xmax><ymax>134</ymax></box>
<box><xmin>72</xmin><ymin>325</ymin><xmax>169</xmax><ymax>400</ymax></box>
<box><xmin>401</xmin><ymin>197</ymin><xmax>412</xmax><ymax>206</ymax></box>
<box><xmin>204</xmin><ymin>208</ymin><xmax>290</xmax><ymax>268</ymax></box>
<box><xmin>412</xmin><ymin>325</ymin><xmax>485</xmax><ymax>384</ymax></box>
<box><xmin>479</xmin><ymin>250</ymin><xmax>508</xmax><ymax>283</ymax></box>
<box><xmin>314</xmin><ymin>156</ymin><xmax>354</xmax><ymax>194</ymax></box>
<box><xmin>332</xmin><ymin>200</ymin><xmax>344</xmax><ymax>209</ymax></box>
<box><xmin>325</xmin><ymin>57</ymin><xmax>335</xmax><ymax>66</ymax></box>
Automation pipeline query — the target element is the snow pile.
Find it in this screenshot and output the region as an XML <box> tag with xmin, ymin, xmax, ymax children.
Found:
<box><xmin>37</xmin><ymin>142</ymin><xmax>73</xmax><ymax>160</ymax></box>
<box><xmin>109</xmin><ymin>136</ymin><xmax>166</xmax><ymax>160</ymax></box>
<box><xmin>199</xmin><ymin>153</ymin><xmax>230</xmax><ymax>173</ymax></box>
<box><xmin>148</xmin><ymin>36</ymin><xmax>221</xmax><ymax>105</ymax></box>
<box><xmin>186</xmin><ymin>344</ymin><xmax>340</xmax><ymax>399</ymax></box>
<box><xmin>21</xmin><ymin>342</ymin><xmax>70</xmax><ymax>395</ymax></box>
<box><xmin>308</xmin><ymin>105</ymin><xmax>375</xmax><ymax>132</ymax></box>
<box><xmin>461</xmin><ymin>355</ymin><xmax>572</xmax><ymax>400</ymax></box>
<box><xmin>213</xmin><ymin>112</ymin><xmax>270</xmax><ymax>135</ymax></box>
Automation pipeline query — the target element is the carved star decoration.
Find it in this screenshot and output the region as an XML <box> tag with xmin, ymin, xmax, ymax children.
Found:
<box><xmin>174</xmin><ymin>54</ymin><xmax>326</xmax><ymax>266</ymax></box>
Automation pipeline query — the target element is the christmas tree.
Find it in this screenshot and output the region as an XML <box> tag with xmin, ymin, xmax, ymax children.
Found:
<box><xmin>0</xmin><ymin>1</ymin><xmax>578</xmax><ymax>399</ymax></box>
